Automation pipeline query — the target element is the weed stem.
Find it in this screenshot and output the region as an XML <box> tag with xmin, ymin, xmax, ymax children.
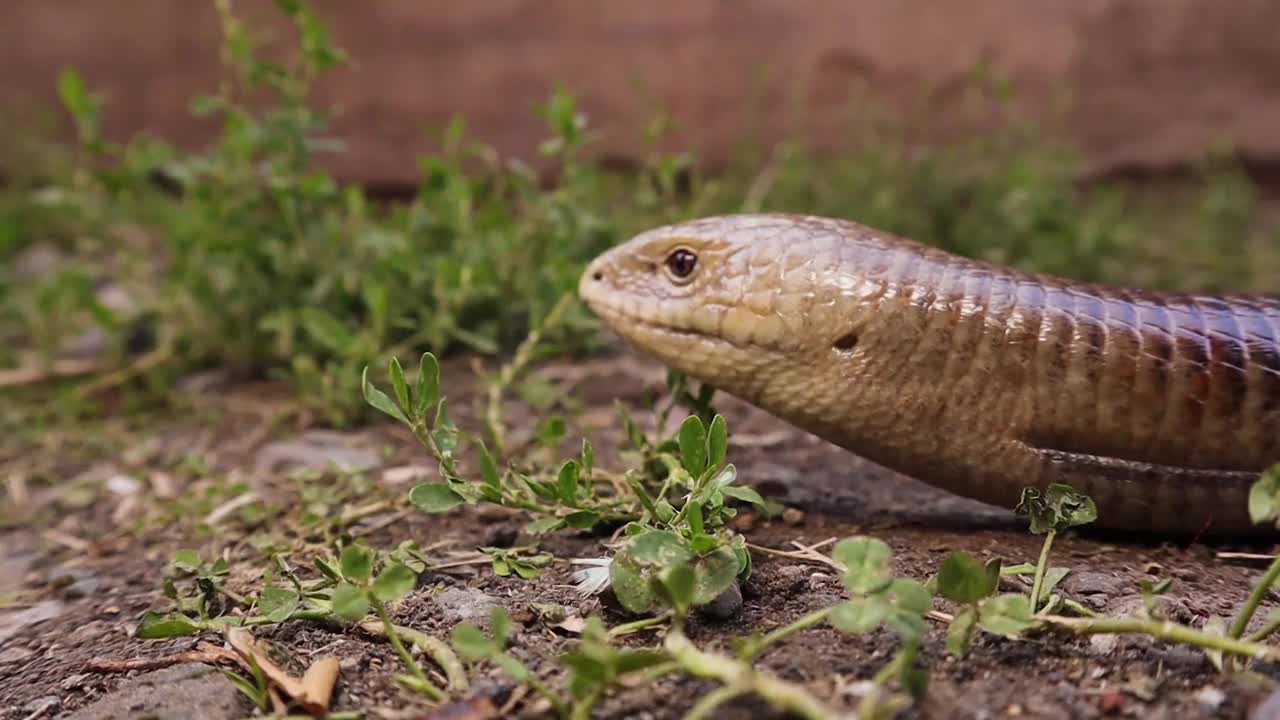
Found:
<box><xmin>1029</xmin><ymin>529</ymin><xmax>1056</xmax><ymax>614</ymax></box>
<box><xmin>1228</xmin><ymin>553</ymin><xmax>1280</xmax><ymax>639</ymax></box>
<box><xmin>684</xmin><ymin>686</ymin><xmax>745</xmax><ymax>720</ymax></box>
<box><xmin>663</xmin><ymin>630</ymin><xmax>838</xmax><ymax>720</ymax></box>
<box><xmin>1043</xmin><ymin>615</ymin><xmax>1280</xmax><ymax>662</ymax></box>
<box><xmin>607</xmin><ymin>614</ymin><xmax>670</xmax><ymax>638</ymax></box>
<box><xmin>372</xmin><ymin>598</ymin><xmax>444</xmax><ymax>701</ymax></box>
<box><xmin>743</xmin><ymin>607</ymin><xmax>835</xmax><ymax>660</ymax></box>
<box><xmin>360</xmin><ymin>620</ymin><xmax>468</xmax><ymax>692</ymax></box>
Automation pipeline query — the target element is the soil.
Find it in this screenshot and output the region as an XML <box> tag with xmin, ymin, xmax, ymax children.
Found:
<box><xmin>3</xmin><ymin>348</ymin><xmax>1280</xmax><ymax>720</ymax></box>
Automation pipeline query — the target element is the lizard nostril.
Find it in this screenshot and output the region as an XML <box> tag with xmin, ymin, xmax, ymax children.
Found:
<box><xmin>592</xmin><ymin>270</ymin><xmax>604</xmax><ymax>282</ymax></box>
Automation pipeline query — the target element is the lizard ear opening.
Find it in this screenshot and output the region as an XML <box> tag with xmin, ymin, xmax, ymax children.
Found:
<box><xmin>832</xmin><ymin>332</ymin><xmax>859</xmax><ymax>351</ymax></box>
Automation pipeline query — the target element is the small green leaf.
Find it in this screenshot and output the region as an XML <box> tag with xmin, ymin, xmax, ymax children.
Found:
<box><xmin>493</xmin><ymin>654</ymin><xmax>529</xmax><ymax>681</ymax></box>
<box><xmin>1249</xmin><ymin>466</ymin><xmax>1280</xmax><ymax>526</ymax></box>
<box><xmin>525</xmin><ymin>516</ymin><xmax>566</xmax><ymax>535</ymax></box>
<box><xmin>610</xmin><ymin>560</ymin><xmax>657</xmax><ymax>614</ymax></box>
<box><xmin>300</xmin><ymin>308</ymin><xmax>356</xmax><ymax>354</ymax></box>
<box><xmin>409</xmin><ymin>483</ymin><xmax>465</xmax><ymax>512</ymax></box>
<box><xmin>830</xmin><ymin>597</ymin><xmax>889</xmax><ymax>634</ymax></box>
<box><xmin>314</xmin><ymin>557</ymin><xmax>342</xmax><ymax>582</ymax></box>
<box><xmin>414</xmin><ymin>352</ymin><xmax>441</xmax><ymax>419</ymax></box>
<box><xmin>883</xmin><ymin>578</ymin><xmax>932</xmax><ymax>641</ymax></box>
<box><xmin>339</xmin><ymin>544</ymin><xmax>372</xmax><ymax>583</ymax></box>
<box><xmin>451</xmin><ymin>624</ymin><xmax>492</xmax><ymax>661</ymax></box>
<box><xmin>707</xmin><ymin>414</ymin><xmax>728</xmax><ymax>470</ymax></box>
<box><xmin>692</xmin><ymin>546</ymin><xmax>741</xmax><ymax>604</ymax></box>
<box><xmin>490</xmin><ymin>607</ymin><xmax>511</xmax><ymax>645</ymax></box>
<box><xmin>512</xmin><ymin>561</ymin><xmax>543</xmax><ymax>579</ymax></box>
<box><xmin>492</xmin><ymin>558</ymin><xmax>511</xmax><ymax>576</ymax></box>
<box><xmin>57</xmin><ymin>68</ymin><xmax>89</xmax><ymax>114</ymax></box>
<box><xmin>331</xmin><ymin>582</ymin><xmax>370</xmax><ymax>621</ymax></box>
<box><xmin>172</xmin><ymin>549</ymin><xmax>201</xmax><ymax>573</ymax></box>
<box><xmin>609</xmin><ymin>530</ymin><xmax>694</xmax><ymax>614</ymax></box>
<box><xmin>677</xmin><ymin>416</ymin><xmax>708</xmax><ymax>477</ymax></box>
<box><xmin>657</xmin><ymin>563</ymin><xmax>696</xmax><ymax>612</ymax></box>
<box><xmin>936</xmin><ymin>551</ymin><xmax>1000</xmax><ymax>604</ymax></box>
<box><xmin>833</xmin><ymin>536</ymin><xmax>893</xmax><ymax>594</ymax></box>
<box><xmin>564</xmin><ymin>510</ymin><xmax>599</xmax><ymax>529</ymax></box>
<box><xmin>689</xmin><ymin>534</ymin><xmax>718</xmax><ymax>555</ymax></box>
<box><xmin>721</xmin><ymin>483</ymin><xmax>765</xmax><ymax>508</ymax></box>
<box><xmin>478</xmin><ymin>443</ymin><xmax>501</xmax><ymax>491</ymax></box>
<box><xmin>388</xmin><ymin>357</ymin><xmax>410</xmax><ymax>415</ymax></box>
<box><xmin>581</xmin><ymin>439</ymin><xmax>595</xmax><ymax>477</ymax></box>
<box><xmin>686</xmin><ymin>501</ymin><xmax>704</xmax><ymax>536</ymax></box>
<box><xmin>978</xmin><ymin>594</ymin><xmax>1035</xmax><ymax>637</ymax></box>
<box><xmin>136</xmin><ymin>611</ymin><xmax>201</xmax><ymax>639</ymax></box>
<box><xmin>1039</xmin><ymin>566</ymin><xmax>1071</xmax><ymax>603</ymax></box>
<box><xmin>946</xmin><ymin>606</ymin><xmax>978</xmax><ymax>657</ymax></box>
<box><xmin>624</xmin><ymin>529</ymin><xmax>694</xmax><ymax>566</ymax></box>
<box><xmin>1015</xmin><ymin>484</ymin><xmax>1098</xmax><ymax>534</ymax></box>
<box><xmin>258</xmin><ymin>586</ymin><xmax>300</xmax><ymax>623</ymax></box>
<box><xmin>372</xmin><ymin>562</ymin><xmax>417</xmax><ymax>602</ymax></box>
<box><xmin>538</xmin><ymin>416</ymin><xmax>567</xmax><ymax>446</ymax></box>
<box><xmin>557</xmin><ymin>461</ymin><xmax>580</xmax><ymax>503</ymax></box>
<box><xmin>363</xmin><ymin>367</ymin><xmax>410</xmax><ymax>425</ymax></box>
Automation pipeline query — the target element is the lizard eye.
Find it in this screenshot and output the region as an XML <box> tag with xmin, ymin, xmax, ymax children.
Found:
<box><xmin>664</xmin><ymin>248</ymin><xmax>698</xmax><ymax>281</ymax></box>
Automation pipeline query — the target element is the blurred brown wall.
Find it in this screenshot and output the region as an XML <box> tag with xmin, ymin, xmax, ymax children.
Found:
<box><xmin>3</xmin><ymin>1</ymin><xmax>1280</xmax><ymax>186</ymax></box>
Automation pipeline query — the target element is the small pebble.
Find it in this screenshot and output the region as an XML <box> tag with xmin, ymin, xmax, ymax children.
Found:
<box><xmin>698</xmin><ymin>581</ymin><xmax>743</xmax><ymax>621</ymax></box>
<box><xmin>782</xmin><ymin>508</ymin><xmax>806</xmax><ymax>526</ymax></box>
<box><xmin>1194</xmin><ymin>686</ymin><xmax>1226</xmax><ymax>713</ymax></box>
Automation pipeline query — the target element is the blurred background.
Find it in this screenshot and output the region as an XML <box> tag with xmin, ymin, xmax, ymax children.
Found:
<box><xmin>2</xmin><ymin>0</ymin><xmax>1279</xmax><ymax>425</ymax></box>
<box><xmin>6</xmin><ymin>0</ymin><xmax>1280</xmax><ymax>184</ymax></box>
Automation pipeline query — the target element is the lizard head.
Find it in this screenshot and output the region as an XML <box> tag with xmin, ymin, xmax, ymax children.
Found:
<box><xmin>578</xmin><ymin>214</ymin><xmax>846</xmax><ymax>386</ymax></box>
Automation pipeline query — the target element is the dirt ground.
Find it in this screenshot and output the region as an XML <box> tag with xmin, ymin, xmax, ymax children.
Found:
<box><xmin>4</xmin><ymin>349</ymin><xmax>1280</xmax><ymax>720</ymax></box>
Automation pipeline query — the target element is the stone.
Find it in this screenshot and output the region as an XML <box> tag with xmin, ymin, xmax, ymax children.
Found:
<box><xmin>697</xmin><ymin>581</ymin><xmax>743</xmax><ymax>621</ymax></box>
<box><xmin>432</xmin><ymin>587</ymin><xmax>502</xmax><ymax>624</ymax></box>
<box><xmin>63</xmin><ymin>663</ymin><xmax>248</xmax><ymax>720</ymax></box>
<box><xmin>0</xmin><ymin>600</ymin><xmax>65</xmax><ymax>644</ymax></box>
<box><xmin>254</xmin><ymin>430</ymin><xmax>382</xmax><ymax>475</ymax></box>
<box><xmin>20</xmin><ymin>696</ymin><xmax>60</xmax><ymax>719</ymax></box>
<box><xmin>1061</xmin><ymin>571</ymin><xmax>1126</xmax><ymax>598</ymax></box>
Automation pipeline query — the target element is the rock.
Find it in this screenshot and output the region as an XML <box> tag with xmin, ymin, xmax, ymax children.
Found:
<box><xmin>0</xmin><ymin>600</ymin><xmax>65</xmax><ymax>643</ymax></box>
<box><xmin>774</xmin><ymin>564</ymin><xmax>811</xmax><ymax>595</ymax></box>
<box><xmin>1088</xmin><ymin>633</ymin><xmax>1119</xmax><ymax>656</ymax></box>
<box><xmin>433</xmin><ymin>587</ymin><xmax>502</xmax><ymax>624</ymax></box>
<box><xmin>1062</xmin><ymin>571</ymin><xmax>1126</xmax><ymax>598</ymax></box>
<box><xmin>254</xmin><ymin>430</ymin><xmax>382</xmax><ymax>475</ymax></box>
<box><xmin>60</xmin><ymin>672</ymin><xmax>91</xmax><ymax>691</ymax></box>
<box><xmin>697</xmin><ymin>581</ymin><xmax>743</xmax><ymax>621</ymax></box>
<box><xmin>63</xmin><ymin>663</ymin><xmax>248</xmax><ymax>720</ymax></box>
<box><xmin>1104</xmin><ymin>593</ymin><xmax>1193</xmax><ymax>624</ymax></box>
<box><xmin>20</xmin><ymin>695</ymin><xmax>60</xmax><ymax>719</ymax></box>
<box><xmin>104</xmin><ymin>473</ymin><xmax>141</xmax><ymax>496</ymax></box>
<box><xmin>1194</xmin><ymin>686</ymin><xmax>1226</xmax><ymax>714</ymax></box>
<box><xmin>0</xmin><ymin>646</ymin><xmax>34</xmax><ymax>664</ymax></box>
<box><xmin>382</xmin><ymin>464</ymin><xmax>434</xmax><ymax>486</ymax></box>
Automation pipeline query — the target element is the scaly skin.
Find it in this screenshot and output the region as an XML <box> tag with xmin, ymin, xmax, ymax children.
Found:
<box><xmin>579</xmin><ymin>213</ymin><xmax>1280</xmax><ymax>535</ymax></box>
